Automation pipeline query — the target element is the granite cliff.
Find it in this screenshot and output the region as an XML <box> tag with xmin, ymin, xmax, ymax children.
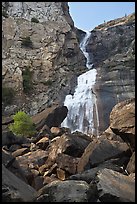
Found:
<box><xmin>2</xmin><ymin>2</ymin><xmax>86</xmax><ymax>116</ymax></box>
<box><xmin>2</xmin><ymin>3</ymin><xmax>135</xmax><ymax>135</ymax></box>
<box><xmin>77</xmin><ymin>13</ymin><xmax>135</xmax><ymax>133</ymax></box>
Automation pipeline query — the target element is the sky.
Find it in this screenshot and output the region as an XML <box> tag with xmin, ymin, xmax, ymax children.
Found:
<box><xmin>68</xmin><ymin>2</ymin><xmax>135</xmax><ymax>32</ymax></box>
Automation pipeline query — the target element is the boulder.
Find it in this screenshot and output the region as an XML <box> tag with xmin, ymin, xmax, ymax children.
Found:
<box><xmin>31</xmin><ymin>175</ymin><xmax>44</xmax><ymax>191</ymax></box>
<box><xmin>16</xmin><ymin>149</ymin><xmax>48</xmax><ymax>184</ymax></box>
<box><xmin>2</xmin><ymin>164</ymin><xmax>37</xmax><ymax>202</ymax></box>
<box><xmin>2</xmin><ymin>129</ymin><xmax>29</xmax><ymax>146</ymax></box>
<box><xmin>2</xmin><ymin>149</ymin><xmax>28</xmax><ymax>183</ymax></box>
<box><xmin>50</xmin><ymin>126</ymin><xmax>64</xmax><ymax>136</ymax></box>
<box><xmin>69</xmin><ymin>158</ymin><xmax>124</xmax><ymax>184</ymax></box>
<box><xmin>77</xmin><ymin>136</ymin><xmax>129</xmax><ymax>173</ymax></box>
<box><xmin>35</xmin><ymin>136</ymin><xmax>49</xmax><ymax>150</ymax></box>
<box><xmin>96</xmin><ymin>168</ymin><xmax>135</xmax><ymax>202</ymax></box>
<box><xmin>56</xmin><ymin>153</ymin><xmax>79</xmax><ymax>175</ymax></box>
<box><xmin>126</xmin><ymin>151</ymin><xmax>135</xmax><ymax>174</ymax></box>
<box><xmin>36</xmin><ymin>180</ymin><xmax>90</xmax><ymax>202</ymax></box>
<box><xmin>110</xmin><ymin>98</ymin><xmax>135</xmax><ymax>151</ymax></box>
<box><xmin>44</xmin><ymin>133</ymin><xmax>91</xmax><ymax>169</ymax></box>
<box><xmin>12</xmin><ymin>147</ymin><xmax>30</xmax><ymax>157</ymax></box>
<box><xmin>32</xmin><ymin>105</ymin><xmax>68</xmax><ymax>130</ymax></box>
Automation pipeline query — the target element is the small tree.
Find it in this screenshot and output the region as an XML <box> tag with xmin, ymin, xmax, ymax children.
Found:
<box><xmin>31</xmin><ymin>17</ymin><xmax>39</xmax><ymax>23</ymax></box>
<box><xmin>21</xmin><ymin>36</ymin><xmax>33</xmax><ymax>48</ymax></box>
<box><xmin>2</xmin><ymin>87</ymin><xmax>15</xmax><ymax>105</ymax></box>
<box><xmin>9</xmin><ymin>111</ymin><xmax>36</xmax><ymax>137</ymax></box>
<box><xmin>22</xmin><ymin>66</ymin><xmax>33</xmax><ymax>94</ymax></box>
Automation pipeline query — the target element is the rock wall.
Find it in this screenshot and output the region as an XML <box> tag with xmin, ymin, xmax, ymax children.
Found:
<box><xmin>86</xmin><ymin>13</ymin><xmax>135</xmax><ymax>133</ymax></box>
<box><xmin>2</xmin><ymin>2</ymin><xmax>86</xmax><ymax>116</ymax></box>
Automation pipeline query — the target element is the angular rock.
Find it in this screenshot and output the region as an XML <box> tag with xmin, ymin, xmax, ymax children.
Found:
<box><xmin>110</xmin><ymin>98</ymin><xmax>135</xmax><ymax>151</ymax></box>
<box><xmin>56</xmin><ymin>168</ymin><xmax>67</xmax><ymax>180</ymax></box>
<box><xmin>32</xmin><ymin>105</ymin><xmax>68</xmax><ymax>130</ymax></box>
<box><xmin>50</xmin><ymin>126</ymin><xmax>64</xmax><ymax>136</ymax></box>
<box><xmin>12</xmin><ymin>147</ymin><xmax>30</xmax><ymax>157</ymax></box>
<box><xmin>96</xmin><ymin>168</ymin><xmax>135</xmax><ymax>202</ymax></box>
<box><xmin>2</xmin><ymin>164</ymin><xmax>37</xmax><ymax>202</ymax></box>
<box><xmin>2</xmin><ymin>129</ymin><xmax>29</xmax><ymax>146</ymax></box>
<box><xmin>77</xmin><ymin>137</ymin><xmax>129</xmax><ymax>173</ymax></box>
<box><xmin>8</xmin><ymin>144</ymin><xmax>22</xmax><ymax>152</ymax></box>
<box><xmin>126</xmin><ymin>151</ymin><xmax>135</xmax><ymax>174</ymax></box>
<box><xmin>69</xmin><ymin>158</ymin><xmax>124</xmax><ymax>184</ymax></box>
<box><xmin>37</xmin><ymin>180</ymin><xmax>90</xmax><ymax>202</ymax></box>
<box><xmin>56</xmin><ymin>153</ymin><xmax>79</xmax><ymax>175</ymax></box>
<box><xmin>16</xmin><ymin>149</ymin><xmax>48</xmax><ymax>183</ymax></box>
<box><xmin>2</xmin><ymin>149</ymin><xmax>28</xmax><ymax>183</ymax></box>
<box><xmin>36</xmin><ymin>136</ymin><xmax>49</xmax><ymax>150</ymax></box>
<box><xmin>31</xmin><ymin>176</ymin><xmax>44</xmax><ymax>191</ymax></box>
<box><xmin>44</xmin><ymin>133</ymin><xmax>91</xmax><ymax>169</ymax></box>
<box><xmin>43</xmin><ymin>175</ymin><xmax>59</xmax><ymax>186</ymax></box>
<box><xmin>2</xmin><ymin>148</ymin><xmax>15</xmax><ymax>168</ymax></box>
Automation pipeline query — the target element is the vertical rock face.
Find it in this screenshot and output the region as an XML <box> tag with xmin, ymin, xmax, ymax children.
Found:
<box><xmin>2</xmin><ymin>2</ymin><xmax>86</xmax><ymax>115</ymax></box>
<box><xmin>86</xmin><ymin>13</ymin><xmax>135</xmax><ymax>133</ymax></box>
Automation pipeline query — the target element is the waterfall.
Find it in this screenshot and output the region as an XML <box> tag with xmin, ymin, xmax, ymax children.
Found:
<box><xmin>61</xmin><ymin>31</ymin><xmax>99</xmax><ymax>136</ymax></box>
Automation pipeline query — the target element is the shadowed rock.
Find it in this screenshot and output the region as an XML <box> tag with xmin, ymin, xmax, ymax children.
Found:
<box><xmin>2</xmin><ymin>164</ymin><xmax>37</xmax><ymax>202</ymax></box>
<box><xmin>32</xmin><ymin>105</ymin><xmax>68</xmax><ymax>131</ymax></box>
<box><xmin>77</xmin><ymin>135</ymin><xmax>129</xmax><ymax>173</ymax></box>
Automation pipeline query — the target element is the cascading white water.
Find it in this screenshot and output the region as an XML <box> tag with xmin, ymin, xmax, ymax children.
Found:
<box><xmin>61</xmin><ymin>31</ymin><xmax>99</xmax><ymax>135</ymax></box>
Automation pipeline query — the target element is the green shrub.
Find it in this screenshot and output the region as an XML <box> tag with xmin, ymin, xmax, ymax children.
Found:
<box><xmin>22</xmin><ymin>66</ymin><xmax>33</xmax><ymax>94</ymax></box>
<box><xmin>2</xmin><ymin>10</ymin><xmax>8</xmax><ymax>18</ymax></box>
<box><xmin>31</xmin><ymin>17</ymin><xmax>39</xmax><ymax>23</ymax></box>
<box><xmin>2</xmin><ymin>87</ymin><xmax>15</xmax><ymax>105</ymax></box>
<box><xmin>21</xmin><ymin>36</ymin><xmax>33</xmax><ymax>48</ymax></box>
<box><xmin>9</xmin><ymin>111</ymin><xmax>36</xmax><ymax>137</ymax></box>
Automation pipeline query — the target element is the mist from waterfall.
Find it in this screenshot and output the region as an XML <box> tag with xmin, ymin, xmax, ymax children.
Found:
<box><xmin>61</xmin><ymin>31</ymin><xmax>99</xmax><ymax>135</ymax></box>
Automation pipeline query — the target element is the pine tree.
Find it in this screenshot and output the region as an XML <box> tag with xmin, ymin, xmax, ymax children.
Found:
<box><xmin>9</xmin><ymin>111</ymin><xmax>36</xmax><ymax>137</ymax></box>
